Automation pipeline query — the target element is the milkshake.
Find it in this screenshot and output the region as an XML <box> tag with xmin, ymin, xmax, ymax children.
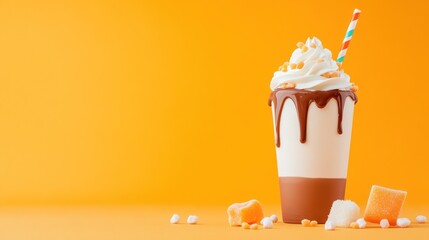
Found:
<box><xmin>269</xmin><ymin>37</ymin><xmax>358</xmax><ymax>223</ymax></box>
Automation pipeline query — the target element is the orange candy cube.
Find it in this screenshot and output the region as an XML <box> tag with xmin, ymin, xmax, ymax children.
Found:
<box><xmin>363</xmin><ymin>185</ymin><xmax>407</xmax><ymax>225</ymax></box>
<box><xmin>227</xmin><ymin>200</ymin><xmax>264</xmax><ymax>226</ymax></box>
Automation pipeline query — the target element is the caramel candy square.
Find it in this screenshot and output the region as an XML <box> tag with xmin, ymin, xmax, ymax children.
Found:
<box><xmin>363</xmin><ymin>185</ymin><xmax>407</xmax><ymax>225</ymax></box>
<box><xmin>227</xmin><ymin>199</ymin><xmax>264</xmax><ymax>226</ymax></box>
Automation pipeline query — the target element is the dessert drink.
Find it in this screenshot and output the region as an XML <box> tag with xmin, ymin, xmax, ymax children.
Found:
<box><xmin>269</xmin><ymin>37</ymin><xmax>358</xmax><ymax>223</ymax></box>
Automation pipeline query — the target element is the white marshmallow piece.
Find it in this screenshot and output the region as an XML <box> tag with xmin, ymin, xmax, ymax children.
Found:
<box><xmin>170</xmin><ymin>214</ymin><xmax>180</xmax><ymax>224</ymax></box>
<box><xmin>416</xmin><ymin>215</ymin><xmax>427</xmax><ymax>223</ymax></box>
<box><xmin>356</xmin><ymin>218</ymin><xmax>367</xmax><ymax>229</ymax></box>
<box><xmin>396</xmin><ymin>218</ymin><xmax>411</xmax><ymax>228</ymax></box>
<box><xmin>260</xmin><ymin>217</ymin><xmax>270</xmax><ymax>224</ymax></box>
<box><xmin>261</xmin><ymin>217</ymin><xmax>273</xmax><ymax>229</ymax></box>
<box><xmin>270</xmin><ymin>214</ymin><xmax>279</xmax><ymax>223</ymax></box>
<box><xmin>324</xmin><ymin>220</ymin><xmax>335</xmax><ymax>231</ymax></box>
<box><xmin>187</xmin><ymin>215</ymin><xmax>198</xmax><ymax>224</ymax></box>
<box><xmin>380</xmin><ymin>219</ymin><xmax>390</xmax><ymax>228</ymax></box>
<box><xmin>327</xmin><ymin>200</ymin><xmax>360</xmax><ymax>227</ymax></box>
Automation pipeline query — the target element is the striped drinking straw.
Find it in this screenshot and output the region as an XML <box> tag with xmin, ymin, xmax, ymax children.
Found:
<box><xmin>337</xmin><ymin>9</ymin><xmax>361</xmax><ymax>64</ymax></box>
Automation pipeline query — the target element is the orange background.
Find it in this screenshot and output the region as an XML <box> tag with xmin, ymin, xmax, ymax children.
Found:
<box><xmin>0</xmin><ymin>0</ymin><xmax>428</xmax><ymax>210</ymax></box>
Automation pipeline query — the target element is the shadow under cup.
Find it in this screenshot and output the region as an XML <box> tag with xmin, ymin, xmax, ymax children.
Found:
<box><xmin>269</xmin><ymin>89</ymin><xmax>357</xmax><ymax>224</ymax></box>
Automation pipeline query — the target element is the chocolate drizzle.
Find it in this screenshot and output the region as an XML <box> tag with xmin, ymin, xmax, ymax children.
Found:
<box><xmin>269</xmin><ymin>89</ymin><xmax>357</xmax><ymax>147</ymax></box>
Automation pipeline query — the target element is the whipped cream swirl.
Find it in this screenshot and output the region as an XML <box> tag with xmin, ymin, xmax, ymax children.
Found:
<box><xmin>270</xmin><ymin>37</ymin><xmax>352</xmax><ymax>91</ymax></box>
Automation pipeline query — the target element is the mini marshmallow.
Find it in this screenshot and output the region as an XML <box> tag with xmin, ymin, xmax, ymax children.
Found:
<box><xmin>187</xmin><ymin>215</ymin><xmax>198</xmax><ymax>224</ymax></box>
<box><xmin>170</xmin><ymin>214</ymin><xmax>180</xmax><ymax>224</ymax></box>
<box><xmin>396</xmin><ymin>218</ymin><xmax>411</xmax><ymax>228</ymax></box>
<box><xmin>324</xmin><ymin>220</ymin><xmax>335</xmax><ymax>231</ymax></box>
<box><xmin>380</xmin><ymin>219</ymin><xmax>390</xmax><ymax>228</ymax></box>
<box><xmin>416</xmin><ymin>215</ymin><xmax>427</xmax><ymax>223</ymax></box>
<box><xmin>356</xmin><ymin>218</ymin><xmax>367</xmax><ymax>229</ymax></box>
<box><xmin>270</xmin><ymin>214</ymin><xmax>279</xmax><ymax>223</ymax></box>
<box><xmin>260</xmin><ymin>217</ymin><xmax>269</xmax><ymax>224</ymax></box>
<box><xmin>261</xmin><ymin>217</ymin><xmax>273</xmax><ymax>229</ymax></box>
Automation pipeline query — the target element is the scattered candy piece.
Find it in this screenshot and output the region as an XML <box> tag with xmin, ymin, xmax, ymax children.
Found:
<box><xmin>380</xmin><ymin>219</ymin><xmax>390</xmax><ymax>228</ymax></box>
<box><xmin>350</xmin><ymin>222</ymin><xmax>359</xmax><ymax>229</ymax></box>
<box><xmin>396</xmin><ymin>218</ymin><xmax>411</xmax><ymax>228</ymax></box>
<box><xmin>310</xmin><ymin>220</ymin><xmax>318</xmax><ymax>227</ymax></box>
<box><xmin>327</xmin><ymin>200</ymin><xmax>360</xmax><ymax>227</ymax></box>
<box><xmin>350</xmin><ymin>85</ymin><xmax>358</xmax><ymax>92</ymax></box>
<box><xmin>227</xmin><ymin>200</ymin><xmax>264</xmax><ymax>226</ymax></box>
<box><xmin>416</xmin><ymin>215</ymin><xmax>427</xmax><ymax>223</ymax></box>
<box><xmin>241</xmin><ymin>222</ymin><xmax>250</xmax><ymax>229</ymax></box>
<box><xmin>170</xmin><ymin>214</ymin><xmax>180</xmax><ymax>224</ymax></box>
<box><xmin>330</xmin><ymin>72</ymin><xmax>339</xmax><ymax>78</ymax></box>
<box><xmin>322</xmin><ymin>72</ymin><xmax>330</xmax><ymax>78</ymax></box>
<box><xmin>301</xmin><ymin>219</ymin><xmax>311</xmax><ymax>227</ymax></box>
<box><xmin>363</xmin><ymin>185</ymin><xmax>407</xmax><ymax>225</ymax></box>
<box><xmin>356</xmin><ymin>218</ymin><xmax>367</xmax><ymax>229</ymax></box>
<box><xmin>278</xmin><ymin>62</ymin><xmax>289</xmax><ymax>72</ymax></box>
<box><xmin>261</xmin><ymin>217</ymin><xmax>273</xmax><ymax>229</ymax></box>
<box><xmin>297</xmin><ymin>42</ymin><xmax>305</xmax><ymax>48</ymax></box>
<box><xmin>290</xmin><ymin>63</ymin><xmax>297</xmax><ymax>69</ymax></box>
<box><xmin>279</xmin><ymin>82</ymin><xmax>296</xmax><ymax>89</ymax></box>
<box><xmin>310</xmin><ymin>42</ymin><xmax>317</xmax><ymax>48</ymax></box>
<box><xmin>250</xmin><ymin>223</ymin><xmax>259</xmax><ymax>230</ymax></box>
<box><xmin>301</xmin><ymin>45</ymin><xmax>309</xmax><ymax>53</ymax></box>
<box><xmin>187</xmin><ymin>215</ymin><xmax>198</xmax><ymax>224</ymax></box>
<box><xmin>297</xmin><ymin>61</ymin><xmax>304</xmax><ymax>69</ymax></box>
<box><xmin>324</xmin><ymin>220</ymin><xmax>335</xmax><ymax>231</ymax></box>
<box><xmin>320</xmin><ymin>71</ymin><xmax>341</xmax><ymax>78</ymax></box>
<box><xmin>270</xmin><ymin>214</ymin><xmax>278</xmax><ymax>223</ymax></box>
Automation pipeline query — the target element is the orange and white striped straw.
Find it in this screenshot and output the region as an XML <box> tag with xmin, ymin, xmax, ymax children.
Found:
<box><xmin>337</xmin><ymin>9</ymin><xmax>361</xmax><ymax>64</ymax></box>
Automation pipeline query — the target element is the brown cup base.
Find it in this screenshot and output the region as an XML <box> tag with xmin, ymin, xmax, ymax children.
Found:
<box><xmin>279</xmin><ymin>177</ymin><xmax>346</xmax><ymax>224</ymax></box>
